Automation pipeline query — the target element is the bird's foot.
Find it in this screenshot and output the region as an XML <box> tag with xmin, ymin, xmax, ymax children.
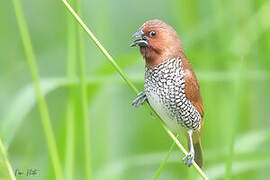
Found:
<box><xmin>132</xmin><ymin>92</ymin><xmax>147</xmax><ymax>108</ymax></box>
<box><xmin>182</xmin><ymin>152</ymin><xmax>194</xmax><ymax>167</ymax></box>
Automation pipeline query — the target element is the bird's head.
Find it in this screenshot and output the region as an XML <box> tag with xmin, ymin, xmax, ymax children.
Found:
<box><xmin>131</xmin><ymin>19</ymin><xmax>183</xmax><ymax>67</ymax></box>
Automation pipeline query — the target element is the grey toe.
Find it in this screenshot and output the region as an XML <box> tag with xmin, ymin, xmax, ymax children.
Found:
<box><xmin>182</xmin><ymin>153</ymin><xmax>194</xmax><ymax>167</ymax></box>
<box><xmin>132</xmin><ymin>92</ymin><xmax>147</xmax><ymax>108</ymax></box>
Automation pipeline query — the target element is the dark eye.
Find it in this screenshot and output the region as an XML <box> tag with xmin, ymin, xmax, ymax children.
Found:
<box><xmin>149</xmin><ymin>30</ymin><xmax>156</xmax><ymax>37</ymax></box>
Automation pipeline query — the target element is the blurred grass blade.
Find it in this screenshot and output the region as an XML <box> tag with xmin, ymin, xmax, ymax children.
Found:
<box><xmin>153</xmin><ymin>141</ymin><xmax>176</xmax><ymax>180</ymax></box>
<box><xmin>1</xmin><ymin>79</ymin><xmax>67</xmax><ymax>149</ymax></box>
<box><xmin>225</xmin><ymin>59</ymin><xmax>244</xmax><ymax>180</ymax></box>
<box><xmin>65</xmin><ymin>0</ymin><xmax>77</xmax><ymax>179</ymax></box>
<box><xmin>76</xmin><ymin>1</ymin><xmax>92</xmax><ymax>179</ymax></box>
<box><xmin>235</xmin><ymin>130</ymin><xmax>270</xmax><ymax>154</ymax></box>
<box><xmin>0</xmin><ymin>137</ymin><xmax>15</xmax><ymax>180</ymax></box>
<box><xmin>12</xmin><ymin>0</ymin><xmax>63</xmax><ymax>179</ymax></box>
<box><xmin>65</xmin><ymin>102</ymin><xmax>75</xmax><ymax>180</ymax></box>
<box><xmin>207</xmin><ymin>158</ymin><xmax>270</xmax><ymax>179</ymax></box>
<box><xmin>61</xmin><ymin>1</ymin><xmax>208</xmax><ymax>179</ymax></box>
<box><xmin>61</xmin><ymin>0</ymin><xmax>138</xmax><ymax>94</ymax></box>
<box><xmin>97</xmin><ymin>130</ymin><xmax>270</xmax><ymax>179</ymax></box>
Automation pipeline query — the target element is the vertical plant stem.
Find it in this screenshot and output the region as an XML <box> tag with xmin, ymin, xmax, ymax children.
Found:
<box><xmin>225</xmin><ymin>126</ymin><xmax>234</xmax><ymax>180</ymax></box>
<box><xmin>153</xmin><ymin>140</ymin><xmax>176</xmax><ymax>180</ymax></box>
<box><xmin>65</xmin><ymin>103</ymin><xmax>75</xmax><ymax>180</ymax></box>
<box><xmin>76</xmin><ymin>1</ymin><xmax>92</xmax><ymax>179</ymax></box>
<box><xmin>12</xmin><ymin>0</ymin><xmax>62</xmax><ymax>179</ymax></box>
<box><xmin>0</xmin><ymin>138</ymin><xmax>16</xmax><ymax>180</ymax></box>
<box><xmin>225</xmin><ymin>60</ymin><xmax>244</xmax><ymax>180</ymax></box>
<box><xmin>65</xmin><ymin>0</ymin><xmax>77</xmax><ymax>179</ymax></box>
<box><xmin>61</xmin><ymin>1</ymin><xmax>208</xmax><ymax>179</ymax></box>
<box><xmin>61</xmin><ymin>0</ymin><xmax>138</xmax><ymax>94</ymax></box>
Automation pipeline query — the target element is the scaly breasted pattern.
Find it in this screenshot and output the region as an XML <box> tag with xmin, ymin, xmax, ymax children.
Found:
<box><xmin>145</xmin><ymin>57</ymin><xmax>201</xmax><ymax>132</ymax></box>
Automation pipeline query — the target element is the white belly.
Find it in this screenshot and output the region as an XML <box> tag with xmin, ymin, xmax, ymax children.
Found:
<box><xmin>146</xmin><ymin>91</ymin><xmax>184</xmax><ymax>133</ymax></box>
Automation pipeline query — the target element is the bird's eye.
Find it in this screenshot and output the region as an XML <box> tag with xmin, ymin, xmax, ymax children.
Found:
<box><xmin>149</xmin><ymin>31</ymin><xmax>156</xmax><ymax>37</ymax></box>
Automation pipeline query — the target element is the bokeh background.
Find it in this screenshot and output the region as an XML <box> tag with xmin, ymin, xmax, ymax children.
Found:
<box><xmin>1</xmin><ymin>0</ymin><xmax>270</xmax><ymax>179</ymax></box>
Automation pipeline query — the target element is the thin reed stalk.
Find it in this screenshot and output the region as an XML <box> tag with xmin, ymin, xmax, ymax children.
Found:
<box><xmin>153</xmin><ymin>139</ymin><xmax>176</xmax><ymax>180</ymax></box>
<box><xmin>225</xmin><ymin>60</ymin><xmax>244</xmax><ymax>180</ymax></box>
<box><xmin>0</xmin><ymin>138</ymin><xmax>16</xmax><ymax>180</ymax></box>
<box><xmin>65</xmin><ymin>0</ymin><xmax>77</xmax><ymax>179</ymax></box>
<box><xmin>76</xmin><ymin>1</ymin><xmax>92</xmax><ymax>179</ymax></box>
<box><xmin>12</xmin><ymin>0</ymin><xmax>63</xmax><ymax>179</ymax></box>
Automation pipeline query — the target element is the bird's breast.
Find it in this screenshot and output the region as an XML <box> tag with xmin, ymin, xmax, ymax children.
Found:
<box><xmin>144</xmin><ymin>58</ymin><xmax>201</xmax><ymax>132</ymax></box>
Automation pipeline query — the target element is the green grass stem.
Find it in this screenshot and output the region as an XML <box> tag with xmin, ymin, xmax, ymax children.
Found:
<box><xmin>225</xmin><ymin>60</ymin><xmax>244</xmax><ymax>180</ymax></box>
<box><xmin>12</xmin><ymin>0</ymin><xmax>63</xmax><ymax>179</ymax></box>
<box><xmin>65</xmin><ymin>102</ymin><xmax>75</xmax><ymax>180</ymax></box>
<box><xmin>76</xmin><ymin>1</ymin><xmax>92</xmax><ymax>179</ymax></box>
<box><xmin>0</xmin><ymin>138</ymin><xmax>16</xmax><ymax>180</ymax></box>
<box><xmin>64</xmin><ymin>0</ymin><xmax>77</xmax><ymax>179</ymax></box>
<box><xmin>61</xmin><ymin>0</ymin><xmax>208</xmax><ymax>179</ymax></box>
<box><xmin>61</xmin><ymin>0</ymin><xmax>138</xmax><ymax>94</ymax></box>
<box><xmin>153</xmin><ymin>139</ymin><xmax>176</xmax><ymax>180</ymax></box>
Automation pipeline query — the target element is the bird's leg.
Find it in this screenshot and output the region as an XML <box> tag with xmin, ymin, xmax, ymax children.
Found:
<box><xmin>183</xmin><ymin>129</ymin><xmax>194</xmax><ymax>167</ymax></box>
<box><xmin>132</xmin><ymin>91</ymin><xmax>147</xmax><ymax>107</ymax></box>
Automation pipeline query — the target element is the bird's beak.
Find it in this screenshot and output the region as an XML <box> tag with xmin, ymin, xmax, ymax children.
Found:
<box><xmin>130</xmin><ymin>28</ymin><xmax>149</xmax><ymax>47</ymax></box>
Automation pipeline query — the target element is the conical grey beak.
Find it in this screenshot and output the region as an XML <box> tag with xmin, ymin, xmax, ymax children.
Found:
<box><xmin>130</xmin><ymin>28</ymin><xmax>149</xmax><ymax>47</ymax></box>
<box><xmin>132</xmin><ymin>29</ymin><xmax>144</xmax><ymax>39</ymax></box>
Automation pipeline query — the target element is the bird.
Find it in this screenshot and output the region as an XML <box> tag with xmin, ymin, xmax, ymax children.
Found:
<box><xmin>130</xmin><ymin>19</ymin><xmax>204</xmax><ymax>168</ymax></box>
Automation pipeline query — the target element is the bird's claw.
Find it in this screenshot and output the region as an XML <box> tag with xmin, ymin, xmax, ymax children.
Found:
<box><xmin>182</xmin><ymin>152</ymin><xmax>194</xmax><ymax>167</ymax></box>
<box><xmin>132</xmin><ymin>92</ymin><xmax>147</xmax><ymax>108</ymax></box>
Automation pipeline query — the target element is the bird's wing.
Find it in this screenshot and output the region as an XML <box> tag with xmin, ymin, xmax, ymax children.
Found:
<box><xmin>183</xmin><ymin>66</ymin><xmax>204</xmax><ymax>118</ymax></box>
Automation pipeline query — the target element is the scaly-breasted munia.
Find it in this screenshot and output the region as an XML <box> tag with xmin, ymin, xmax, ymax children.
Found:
<box><xmin>131</xmin><ymin>19</ymin><xmax>204</xmax><ymax>167</ymax></box>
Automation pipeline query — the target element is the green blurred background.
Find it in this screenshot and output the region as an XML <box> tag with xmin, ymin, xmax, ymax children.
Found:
<box><xmin>1</xmin><ymin>0</ymin><xmax>270</xmax><ymax>179</ymax></box>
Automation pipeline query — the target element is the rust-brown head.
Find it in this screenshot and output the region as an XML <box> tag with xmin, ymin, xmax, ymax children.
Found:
<box><xmin>131</xmin><ymin>19</ymin><xmax>183</xmax><ymax>67</ymax></box>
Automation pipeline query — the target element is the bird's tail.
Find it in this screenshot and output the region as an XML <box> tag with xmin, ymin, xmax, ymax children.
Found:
<box><xmin>186</xmin><ymin>129</ymin><xmax>204</xmax><ymax>168</ymax></box>
<box><xmin>193</xmin><ymin>139</ymin><xmax>203</xmax><ymax>168</ymax></box>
